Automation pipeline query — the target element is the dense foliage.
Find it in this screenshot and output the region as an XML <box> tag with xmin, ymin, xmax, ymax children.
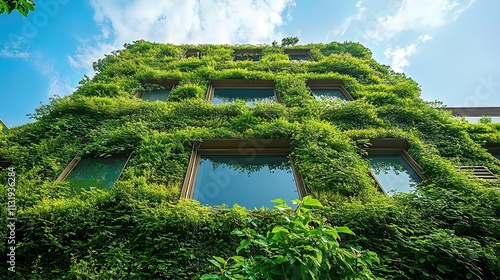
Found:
<box><xmin>1</xmin><ymin>41</ymin><xmax>499</xmax><ymax>279</ymax></box>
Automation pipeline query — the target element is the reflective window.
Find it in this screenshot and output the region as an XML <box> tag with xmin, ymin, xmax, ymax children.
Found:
<box><xmin>289</xmin><ymin>54</ymin><xmax>310</xmax><ymax>61</ymax></box>
<box><xmin>213</xmin><ymin>88</ymin><xmax>275</xmax><ymax>106</ymax></box>
<box><xmin>234</xmin><ymin>54</ymin><xmax>261</xmax><ymax>61</ymax></box>
<box><xmin>140</xmin><ymin>89</ymin><xmax>171</xmax><ymax>101</ymax></box>
<box><xmin>311</xmin><ymin>88</ymin><xmax>346</xmax><ymax>100</ymax></box>
<box><xmin>367</xmin><ymin>155</ymin><xmax>421</xmax><ymax>195</ymax></box>
<box><xmin>192</xmin><ymin>155</ymin><xmax>300</xmax><ymax>209</ymax></box>
<box><xmin>65</xmin><ymin>157</ymin><xmax>128</xmax><ymax>190</ymax></box>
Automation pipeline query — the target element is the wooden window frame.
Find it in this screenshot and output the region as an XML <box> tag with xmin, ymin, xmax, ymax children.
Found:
<box><xmin>181</xmin><ymin>139</ymin><xmax>307</xmax><ymax>201</ymax></box>
<box><xmin>364</xmin><ymin>138</ymin><xmax>425</xmax><ymax>194</ymax></box>
<box><xmin>306</xmin><ymin>79</ymin><xmax>354</xmax><ymax>101</ymax></box>
<box><xmin>206</xmin><ymin>79</ymin><xmax>281</xmax><ymax>103</ymax></box>
<box><xmin>284</xmin><ymin>49</ymin><xmax>311</xmax><ymax>61</ymax></box>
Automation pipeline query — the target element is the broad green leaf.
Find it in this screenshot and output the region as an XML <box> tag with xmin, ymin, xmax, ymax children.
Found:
<box><xmin>335</xmin><ymin>226</ymin><xmax>354</xmax><ymax>235</ymax></box>
<box><xmin>302</xmin><ymin>196</ymin><xmax>323</xmax><ymax>208</ymax></box>
<box><xmin>271</xmin><ymin>226</ymin><xmax>289</xmax><ymax>234</ymax></box>
<box><xmin>236</xmin><ymin>239</ymin><xmax>250</xmax><ymax>253</ymax></box>
<box><xmin>200</xmin><ymin>274</ymin><xmax>220</xmax><ymax>280</ymax></box>
<box><xmin>213</xmin><ymin>256</ymin><xmax>227</xmax><ymax>265</ymax></box>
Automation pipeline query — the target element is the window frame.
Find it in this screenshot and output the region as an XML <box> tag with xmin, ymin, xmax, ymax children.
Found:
<box><xmin>185</xmin><ymin>48</ymin><xmax>202</xmax><ymax>58</ymax></box>
<box><xmin>364</xmin><ymin>138</ymin><xmax>425</xmax><ymax>195</ymax></box>
<box><xmin>306</xmin><ymin>79</ymin><xmax>354</xmax><ymax>101</ymax></box>
<box><xmin>181</xmin><ymin>139</ymin><xmax>307</xmax><ymax>204</ymax></box>
<box><xmin>56</xmin><ymin>153</ymin><xmax>133</xmax><ymax>188</ymax></box>
<box><xmin>284</xmin><ymin>49</ymin><xmax>312</xmax><ymax>61</ymax></box>
<box><xmin>206</xmin><ymin>79</ymin><xmax>281</xmax><ymax>104</ymax></box>
<box><xmin>135</xmin><ymin>79</ymin><xmax>179</xmax><ymax>101</ymax></box>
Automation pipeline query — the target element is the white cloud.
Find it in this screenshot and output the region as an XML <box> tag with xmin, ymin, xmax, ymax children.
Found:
<box><xmin>384</xmin><ymin>44</ymin><xmax>417</xmax><ymax>72</ymax></box>
<box><xmin>366</xmin><ymin>0</ymin><xmax>475</xmax><ymax>41</ymax></box>
<box><xmin>0</xmin><ymin>36</ymin><xmax>72</xmax><ymax>97</ymax></box>
<box><xmin>31</xmin><ymin>53</ymin><xmax>73</xmax><ymax>97</ymax></box>
<box><xmin>419</xmin><ymin>34</ymin><xmax>433</xmax><ymax>42</ymax></box>
<box><xmin>384</xmin><ymin>33</ymin><xmax>435</xmax><ymax>72</ymax></box>
<box><xmin>334</xmin><ymin>0</ymin><xmax>474</xmax><ymax>42</ymax></box>
<box><xmin>69</xmin><ymin>0</ymin><xmax>294</xmax><ymax>74</ymax></box>
<box><xmin>0</xmin><ymin>38</ymin><xmax>31</xmax><ymax>59</ymax></box>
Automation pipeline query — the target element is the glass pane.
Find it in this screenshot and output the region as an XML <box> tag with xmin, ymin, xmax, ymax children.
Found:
<box><xmin>367</xmin><ymin>155</ymin><xmax>421</xmax><ymax>195</ymax></box>
<box><xmin>311</xmin><ymin>88</ymin><xmax>346</xmax><ymax>100</ymax></box>
<box><xmin>493</xmin><ymin>154</ymin><xmax>500</xmax><ymax>161</ymax></box>
<box><xmin>464</xmin><ymin>117</ymin><xmax>500</xmax><ymax>123</ymax></box>
<box><xmin>213</xmin><ymin>88</ymin><xmax>275</xmax><ymax>106</ymax></box>
<box><xmin>289</xmin><ymin>54</ymin><xmax>310</xmax><ymax>61</ymax></box>
<box><xmin>140</xmin><ymin>89</ymin><xmax>171</xmax><ymax>101</ymax></box>
<box><xmin>234</xmin><ymin>54</ymin><xmax>260</xmax><ymax>61</ymax></box>
<box><xmin>66</xmin><ymin>157</ymin><xmax>128</xmax><ymax>190</ymax></box>
<box><xmin>193</xmin><ymin>155</ymin><xmax>299</xmax><ymax>209</ymax></box>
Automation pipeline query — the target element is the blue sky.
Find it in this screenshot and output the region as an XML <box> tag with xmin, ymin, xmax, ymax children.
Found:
<box><xmin>1</xmin><ymin>0</ymin><xmax>499</xmax><ymax>127</ymax></box>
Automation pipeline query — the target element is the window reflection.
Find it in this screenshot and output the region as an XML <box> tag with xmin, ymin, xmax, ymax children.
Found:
<box><xmin>66</xmin><ymin>157</ymin><xmax>128</xmax><ymax>190</ymax></box>
<box><xmin>213</xmin><ymin>88</ymin><xmax>275</xmax><ymax>106</ymax></box>
<box><xmin>311</xmin><ymin>88</ymin><xmax>346</xmax><ymax>101</ymax></box>
<box><xmin>140</xmin><ymin>90</ymin><xmax>171</xmax><ymax>101</ymax></box>
<box><xmin>367</xmin><ymin>155</ymin><xmax>421</xmax><ymax>195</ymax></box>
<box><xmin>193</xmin><ymin>155</ymin><xmax>299</xmax><ymax>209</ymax></box>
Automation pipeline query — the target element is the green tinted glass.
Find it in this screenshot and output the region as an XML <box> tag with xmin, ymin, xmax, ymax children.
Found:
<box><xmin>311</xmin><ymin>88</ymin><xmax>346</xmax><ymax>100</ymax></box>
<box><xmin>213</xmin><ymin>88</ymin><xmax>275</xmax><ymax>106</ymax></box>
<box><xmin>66</xmin><ymin>157</ymin><xmax>128</xmax><ymax>190</ymax></box>
<box><xmin>140</xmin><ymin>89</ymin><xmax>171</xmax><ymax>101</ymax></box>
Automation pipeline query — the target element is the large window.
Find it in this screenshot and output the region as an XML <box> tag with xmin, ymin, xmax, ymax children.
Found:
<box><xmin>57</xmin><ymin>155</ymin><xmax>131</xmax><ymax>191</ymax></box>
<box><xmin>446</xmin><ymin>107</ymin><xmax>500</xmax><ymax>123</ymax></box>
<box><xmin>182</xmin><ymin>139</ymin><xmax>306</xmax><ymax>209</ymax></box>
<box><xmin>364</xmin><ymin>138</ymin><xmax>424</xmax><ymax>195</ymax></box>
<box><xmin>284</xmin><ymin>49</ymin><xmax>311</xmax><ymax>61</ymax></box>
<box><xmin>207</xmin><ymin>80</ymin><xmax>278</xmax><ymax>106</ymax></box>
<box><xmin>137</xmin><ymin>79</ymin><xmax>179</xmax><ymax>102</ymax></box>
<box><xmin>307</xmin><ymin>79</ymin><xmax>354</xmax><ymax>101</ymax></box>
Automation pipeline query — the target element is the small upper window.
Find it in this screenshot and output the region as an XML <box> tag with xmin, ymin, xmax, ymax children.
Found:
<box><xmin>233</xmin><ymin>49</ymin><xmax>262</xmax><ymax>62</ymax></box>
<box><xmin>446</xmin><ymin>107</ymin><xmax>500</xmax><ymax>123</ymax></box>
<box><xmin>207</xmin><ymin>79</ymin><xmax>279</xmax><ymax>106</ymax></box>
<box><xmin>284</xmin><ymin>49</ymin><xmax>311</xmax><ymax>61</ymax></box>
<box><xmin>181</xmin><ymin>139</ymin><xmax>306</xmax><ymax>209</ymax></box>
<box><xmin>57</xmin><ymin>155</ymin><xmax>131</xmax><ymax>191</ymax></box>
<box><xmin>185</xmin><ymin>48</ymin><xmax>202</xmax><ymax>58</ymax></box>
<box><xmin>137</xmin><ymin>79</ymin><xmax>179</xmax><ymax>102</ymax></box>
<box><xmin>363</xmin><ymin>138</ymin><xmax>424</xmax><ymax>195</ymax></box>
<box><xmin>307</xmin><ymin>79</ymin><xmax>354</xmax><ymax>101</ymax></box>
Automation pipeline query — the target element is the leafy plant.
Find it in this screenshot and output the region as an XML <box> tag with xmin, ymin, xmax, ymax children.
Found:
<box><xmin>201</xmin><ymin>196</ymin><xmax>379</xmax><ymax>280</ymax></box>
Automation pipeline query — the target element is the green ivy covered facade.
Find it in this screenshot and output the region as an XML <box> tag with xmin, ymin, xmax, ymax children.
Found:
<box><xmin>1</xmin><ymin>41</ymin><xmax>499</xmax><ymax>279</ymax></box>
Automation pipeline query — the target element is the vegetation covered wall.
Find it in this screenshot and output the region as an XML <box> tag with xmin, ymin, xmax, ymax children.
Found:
<box><xmin>1</xmin><ymin>41</ymin><xmax>499</xmax><ymax>279</ymax></box>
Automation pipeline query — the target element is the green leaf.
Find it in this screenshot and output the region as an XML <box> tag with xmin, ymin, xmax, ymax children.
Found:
<box><xmin>200</xmin><ymin>274</ymin><xmax>220</xmax><ymax>280</ymax></box>
<box><xmin>208</xmin><ymin>259</ymin><xmax>221</xmax><ymax>269</ymax></box>
<box><xmin>335</xmin><ymin>226</ymin><xmax>354</xmax><ymax>235</ymax></box>
<box><xmin>236</xmin><ymin>239</ymin><xmax>250</xmax><ymax>253</ymax></box>
<box><xmin>213</xmin><ymin>256</ymin><xmax>227</xmax><ymax>265</ymax></box>
<box><xmin>302</xmin><ymin>196</ymin><xmax>323</xmax><ymax>208</ymax></box>
<box><xmin>271</xmin><ymin>226</ymin><xmax>289</xmax><ymax>234</ymax></box>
